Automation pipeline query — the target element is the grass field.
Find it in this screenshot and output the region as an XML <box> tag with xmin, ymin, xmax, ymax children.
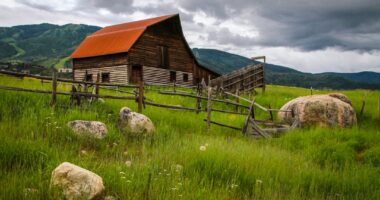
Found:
<box><xmin>0</xmin><ymin>74</ymin><xmax>379</xmax><ymax>199</ymax></box>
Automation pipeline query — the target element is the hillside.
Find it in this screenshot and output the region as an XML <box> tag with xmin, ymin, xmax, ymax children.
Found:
<box><xmin>0</xmin><ymin>23</ymin><xmax>100</xmax><ymax>67</ymax></box>
<box><xmin>0</xmin><ymin>23</ymin><xmax>379</xmax><ymax>89</ymax></box>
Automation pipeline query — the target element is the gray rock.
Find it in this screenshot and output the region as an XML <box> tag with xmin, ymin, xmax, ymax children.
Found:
<box><xmin>119</xmin><ymin>107</ymin><xmax>155</xmax><ymax>134</ymax></box>
<box><xmin>51</xmin><ymin>162</ymin><xmax>105</xmax><ymax>200</ymax></box>
<box><xmin>278</xmin><ymin>93</ymin><xmax>357</xmax><ymax>128</ymax></box>
<box><xmin>67</xmin><ymin>120</ymin><xmax>108</xmax><ymax>139</ymax></box>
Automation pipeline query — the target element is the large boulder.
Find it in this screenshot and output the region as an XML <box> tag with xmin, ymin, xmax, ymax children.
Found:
<box><xmin>119</xmin><ymin>107</ymin><xmax>155</xmax><ymax>134</ymax></box>
<box><xmin>278</xmin><ymin>93</ymin><xmax>357</xmax><ymax>128</ymax></box>
<box><xmin>51</xmin><ymin>162</ymin><xmax>105</xmax><ymax>200</ymax></box>
<box><xmin>67</xmin><ymin>120</ymin><xmax>108</xmax><ymax>139</ymax></box>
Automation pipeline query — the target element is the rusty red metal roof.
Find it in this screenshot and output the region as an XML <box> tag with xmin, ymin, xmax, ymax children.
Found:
<box><xmin>71</xmin><ymin>14</ymin><xmax>177</xmax><ymax>59</ymax></box>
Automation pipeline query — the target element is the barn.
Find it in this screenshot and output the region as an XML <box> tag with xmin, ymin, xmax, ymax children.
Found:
<box><xmin>70</xmin><ymin>14</ymin><xmax>219</xmax><ymax>86</ymax></box>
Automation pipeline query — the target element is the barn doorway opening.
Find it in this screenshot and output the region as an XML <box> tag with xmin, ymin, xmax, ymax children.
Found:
<box><xmin>131</xmin><ymin>64</ymin><xmax>143</xmax><ymax>84</ymax></box>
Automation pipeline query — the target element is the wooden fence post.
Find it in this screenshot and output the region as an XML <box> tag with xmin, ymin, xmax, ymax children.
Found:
<box><xmin>95</xmin><ymin>72</ymin><xmax>100</xmax><ymax>99</ymax></box>
<box><xmin>173</xmin><ymin>80</ymin><xmax>176</xmax><ymax>93</ymax></box>
<box><xmin>196</xmin><ymin>83</ymin><xmax>202</xmax><ymax>114</ymax></box>
<box><xmin>50</xmin><ymin>70</ymin><xmax>57</xmax><ymax>106</ymax></box>
<box><xmin>360</xmin><ymin>91</ymin><xmax>368</xmax><ymax>116</ymax></box>
<box><xmin>206</xmin><ymin>87</ymin><xmax>212</xmax><ymax>129</ymax></box>
<box><xmin>138</xmin><ymin>81</ymin><xmax>144</xmax><ymax>113</ymax></box>
<box><xmin>268</xmin><ymin>104</ymin><xmax>273</xmax><ymax>121</ymax></box>
<box><xmin>235</xmin><ymin>89</ymin><xmax>239</xmax><ymax>112</ymax></box>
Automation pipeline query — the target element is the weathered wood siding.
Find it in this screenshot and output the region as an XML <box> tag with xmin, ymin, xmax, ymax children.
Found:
<box><xmin>128</xmin><ymin>19</ymin><xmax>217</xmax><ymax>85</ymax></box>
<box><xmin>73</xmin><ymin>53</ymin><xmax>128</xmax><ymax>69</ymax></box>
<box><xmin>73</xmin><ymin>53</ymin><xmax>128</xmax><ymax>83</ymax></box>
<box><xmin>142</xmin><ymin>66</ymin><xmax>193</xmax><ymax>86</ymax></box>
<box><xmin>74</xmin><ymin>65</ymin><xmax>128</xmax><ymax>84</ymax></box>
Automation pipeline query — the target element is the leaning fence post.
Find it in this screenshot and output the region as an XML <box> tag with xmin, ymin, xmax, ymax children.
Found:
<box><xmin>206</xmin><ymin>87</ymin><xmax>212</xmax><ymax>129</ymax></box>
<box><xmin>138</xmin><ymin>81</ymin><xmax>144</xmax><ymax>113</ymax></box>
<box><xmin>50</xmin><ymin>70</ymin><xmax>57</xmax><ymax>106</ymax></box>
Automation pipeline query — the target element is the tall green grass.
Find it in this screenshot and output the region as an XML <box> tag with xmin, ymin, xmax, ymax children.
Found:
<box><xmin>0</xmin><ymin>75</ymin><xmax>379</xmax><ymax>199</ymax></box>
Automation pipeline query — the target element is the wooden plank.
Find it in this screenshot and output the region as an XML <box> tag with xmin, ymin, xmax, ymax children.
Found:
<box><xmin>0</xmin><ymin>85</ymin><xmax>136</xmax><ymax>100</ymax></box>
<box><xmin>202</xmin><ymin>119</ymin><xmax>241</xmax><ymax>131</ymax></box>
<box><xmin>243</xmin><ymin>101</ymin><xmax>255</xmax><ymax>135</ymax></box>
<box><xmin>144</xmin><ymin>101</ymin><xmax>198</xmax><ymax>111</ymax></box>
<box><xmin>249</xmin><ymin>118</ymin><xmax>271</xmax><ymax>138</ymax></box>
<box><xmin>0</xmin><ymin>70</ymin><xmax>137</xmax><ymax>88</ymax></box>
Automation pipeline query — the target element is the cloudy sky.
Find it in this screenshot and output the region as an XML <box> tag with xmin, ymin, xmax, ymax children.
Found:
<box><xmin>1</xmin><ymin>0</ymin><xmax>380</xmax><ymax>73</ymax></box>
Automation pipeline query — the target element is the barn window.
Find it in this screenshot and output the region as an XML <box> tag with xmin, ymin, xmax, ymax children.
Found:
<box><xmin>86</xmin><ymin>74</ymin><xmax>93</xmax><ymax>82</ymax></box>
<box><xmin>158</xmin><ymin>45</ymin><xmax>169</xmax><ymax>67</ymax></box>
<box><xmin>170</xmin><ymin>71</ymin><xmax>176</xmax><ymax>82</ymax></box>
<box><xmin>101</xmin><ymin>73</ymin><xmax>110</xmax><ymax>83</ymax></box>
<box><xmin>183</xmin><ymin>73</ymin><xmax>188</xmax><ymax>82</ymax></box>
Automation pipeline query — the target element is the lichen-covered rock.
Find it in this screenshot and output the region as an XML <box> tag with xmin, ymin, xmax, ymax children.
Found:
<box><xmin>51</xmin><ymin>162</ymin><xmax>105</xmax><ymax>200</ymax></box>
<box><xmin>67</xmin><ymin>120</ymin><xmax>108</xmax><ymax>139</ymax></box>
<box><xmin>278</xmin><ymin>93</ymin><xmax>357</xmax><ymax>128</ymax></box>
<box><xmin>119</xmin><ymin>107</ymin><xmax>155</xmax><ymax>134</ymax></box>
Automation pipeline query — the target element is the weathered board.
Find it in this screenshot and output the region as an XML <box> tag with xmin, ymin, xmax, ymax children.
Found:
<box><xmin>211</xmin><ymin>63</ymin><xmax>265</xmax><ymax>92</ymax></box>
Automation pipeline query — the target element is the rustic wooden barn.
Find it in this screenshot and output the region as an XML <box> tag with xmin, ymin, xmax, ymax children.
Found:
<box><xmin>70</xmin><ymin>14</ymin><xmax>219</xmax><ymax>86</ymax></box>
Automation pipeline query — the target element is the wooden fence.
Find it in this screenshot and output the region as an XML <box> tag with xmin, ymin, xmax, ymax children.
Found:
<box><xmin>211</xmin><ymin>56</ymin><xmax>266</xmax><ymax>94</ymax></box>
<box><xmin>0</xmin><ymin>69</ymin><xmax>297</xmax><ymax>138</ymax></box>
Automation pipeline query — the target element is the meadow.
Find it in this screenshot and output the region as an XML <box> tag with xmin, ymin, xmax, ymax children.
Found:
<box><xmin>0</xmin><ymin>74</ymin><xmax>379</xmax><ymax>199</ymax></box>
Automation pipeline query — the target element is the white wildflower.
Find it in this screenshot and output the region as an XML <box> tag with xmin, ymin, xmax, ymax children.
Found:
<box><xmin>175</xmin><ymin>164</ymin><xmax>183</xmax><ymax>172</ymax></box>
<box><xmin>199</xmin><ymin>145</ymin><xmax>206</xmax><ymax>151</ymax></box>
<box><xmin>231</xmin><ymin>184</ymin><xmax>239</xmax><ymax>189</ymax></box>
<box><xmin>125</xmin><ymin>160</ymin><xmax>132</xmax><ymax>167</ymax></box>
<box><xmin>256</xmin><ymin>179</ymin><xmax>263</xmax><ymax>184</ymax></box>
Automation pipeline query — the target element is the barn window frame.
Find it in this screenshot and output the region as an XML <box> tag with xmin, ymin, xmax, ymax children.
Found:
<box><xmin>101</xmin><ymin>72</ymin><xmax>110</xmax><ymax>83</ymax></box>
<box><xmin>170</xmin><ymin>71</ymin><xmax>176</xmax><ymax>82</ymax></box>
<box><xmin>158</xmin><ymin>45</ymin><xmax>169</xmax><ymax>68</ymax></box>
<box><xmin>86</xmin><ymin>74</ymin><xmax>93</xmax><ymax>82</ymax></box>
<box><xmin>183</xmin><ymin>73</ymin><xmax>189</xmax><ymax>82</ymax></box>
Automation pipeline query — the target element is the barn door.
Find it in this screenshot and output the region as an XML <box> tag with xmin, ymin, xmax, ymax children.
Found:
<box><xmin>130</xmin><ymin>65</ymin><xmax>143</xmax><ymax>84</ymax></box>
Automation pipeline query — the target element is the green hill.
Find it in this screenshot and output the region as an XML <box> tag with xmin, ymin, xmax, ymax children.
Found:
<box><xmin>0</xmin><ymin>23</ymin><xmax>100</xmax><ymax>67</ymax></box>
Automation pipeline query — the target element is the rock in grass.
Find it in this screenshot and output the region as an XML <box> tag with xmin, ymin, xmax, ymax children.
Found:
<box><xmin>67</xmin><ymin>120</ymin><xmax>108</xmax><ymax>139</ymax></box>
<box><xmin>51</xmin><ymin>162</ymin><xmax>105</xmax><ymax>200</ymax></box>
<box><xmin>278</xmin><ymin>93</ymin><xmax>357</xmax><ymax>128</ymax></box>
<box><xmin>119</xmin><ymin>107</ymin><xmax>155</xmax><ymax>134</ymax></box>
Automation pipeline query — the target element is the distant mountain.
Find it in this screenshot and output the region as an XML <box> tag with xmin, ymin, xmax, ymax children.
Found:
<box><xmin>0</xmin><ymin>23</ymin><xmax>378</xmax><ymax>89</ymax></box>
<box><xmin>0</xmin><ymin>23</ymin><xmax>100</xmax><ymax>67</ymax></box>
<box><xmin>193</xmin><ymin>48</ymin><xmax>380</xmax><ymax>90</ymax></box>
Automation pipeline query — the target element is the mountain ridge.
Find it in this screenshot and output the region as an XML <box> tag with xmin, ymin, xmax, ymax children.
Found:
<box><xmin>0</xmin><ymin>23</ymin><xmax>379</xmax><ymax>89</ymax></box>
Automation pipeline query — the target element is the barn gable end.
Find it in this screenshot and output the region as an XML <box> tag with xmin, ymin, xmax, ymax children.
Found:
<box><xmin>71</xmin><ymin>14</ymin><xmax>219</xmax><ymax>85</ymax></box>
